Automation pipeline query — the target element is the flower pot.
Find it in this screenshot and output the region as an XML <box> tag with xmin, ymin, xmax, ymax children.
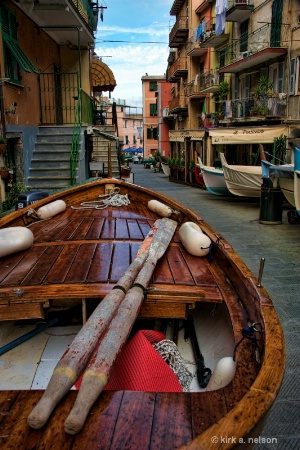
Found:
<box><xmin>0</xmin><ymin>169</ymin><xmax>9</xmax><ymax>179</ymax></box>
<box><xmin>0</xmin><ymin>143</ymin><xmax>7</xmax><ymax>154</ymax></box>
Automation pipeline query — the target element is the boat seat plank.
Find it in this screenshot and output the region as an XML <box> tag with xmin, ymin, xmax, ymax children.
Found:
<box><xmin>21</xmin><ymin>245</ymin><xmax>64</xmax><ymax>285</ymax></box>
<box><xmin>55</xmin><ymin>218</ymin><xmax>86</xmax><ymax>241</ymax></box>
<box><xmin>101</xmin><ymin>217</ymin><xmax>116</xmax><ymax>239</ymax></box>
<box><xmin>150</xmin><ymin>393</ymin><xmax>193</xmax><ymax>450</ymax></box>
<box><xmin>166</xmin><ymin>246</ymin><xmax>196</xmax><ymax>285</ymax></box>
<box><xmin>111</xmin><ymin>391</ymin><xmax>156</xmax><ymax>449</ymax></box>
<box><xmin>127</xmin><ymin>219</ymin><xmax>145</xmax><ymax>240</ymax></box>
<box><xmin>72</xmin><ymin>391</ymin><xmax>124</xmax><ymax>450</ymax></box>
<box><xmin>191</xmin><ymin>391</ymin><xmax>228</xmax><ymax>437</ymax></box>
<box><xmin>86</xmin><ymin>242</ymin><xmax>114</xmax><ymax>283</ymax></box>
<box><xmin>110</xmin><ymin>242</ymin><xmax>131</xmax><ymax>282</ymax></box>
<box><xmin>85</xmin><ymin>218</ymin><xmax>105</xmax><ymax>240</ymax></box>
<box><xmin>42</xmin><ymin>244</ymin><xmax>79</xmax><ymax>284</ymax></box>
<box><xmin>181</xmin><ymin>249</ymin><xmax>218</xmax><ymax>285</ymax></box>
<box><xmin>71</xmin><ymin>218</ymin><xmax>96</xmax><ymax>240</ymax></box>
<box><xmin>0</xmin><ymin>246</ymin><xmax>47</xmax><ymax>286</ymax></box>
<box><xmin>65</xmin><ymin>243</ymin><xmax>98</xmax><ymax>283</ymax></box>
<box><xmin>115</xmin><ymin>218</ymin><xmax>130</xmax><ymax>239</ymax></box>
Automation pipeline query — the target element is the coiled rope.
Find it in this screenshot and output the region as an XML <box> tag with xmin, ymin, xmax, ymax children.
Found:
<box><xmin>153</xmin><ymin>339</ymin><xmax>194</xmax><ymax>392</ymax></box>
<box><xmin>71</xmin><ymin>187</ymin><xmax>130</xmax><ymax>210</ymax></box>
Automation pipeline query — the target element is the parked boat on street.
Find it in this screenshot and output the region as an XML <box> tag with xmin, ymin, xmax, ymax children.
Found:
<box><xmin>0</xmin><ymin>178</ymin><xmax>284</xmax><ymax>449</ymax></box>
<box><xmin>220</xmin><ymin>153</ymin><xmax>263</xmax><ymax>197</ymax></box>
<box><xmin>198</xmin><ymin>157</ymin><xmax>231</xmax><ymax>196</ymax></box>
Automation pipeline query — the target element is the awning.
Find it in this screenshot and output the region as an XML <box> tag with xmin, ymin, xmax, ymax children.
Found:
<box><xmin>3</xmin><ymin>37</ymin><xmax>39</xmax><ymax>73</ymax></box>
<box><xmin>169</xmin><ymin>129</ymin><xmax>205</xmax><ymax>142</ymax></box>
<box><xmin>209</xmin><ymin>126</ymin><xmax>288</xmax><ymax>144</ymax></box>
<box><xmin>92</xmin><ymin>58</ymin><xmax>116</xmax><ymax>92</ymax></box>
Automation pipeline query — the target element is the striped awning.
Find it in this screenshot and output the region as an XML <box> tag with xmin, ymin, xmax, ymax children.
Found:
<box><xmin>91</xmin><ymin>58</ymin><xmax>116</xmax><ymax>92</ymax></box>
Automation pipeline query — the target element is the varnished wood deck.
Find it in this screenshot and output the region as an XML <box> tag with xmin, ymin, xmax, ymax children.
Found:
<box><xmin>0</xmin><ymin>199</ymin><xmax>222</xmax><ymax>321</ymax></box>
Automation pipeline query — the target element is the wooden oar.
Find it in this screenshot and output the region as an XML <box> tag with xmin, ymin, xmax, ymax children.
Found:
<box><xmin>27</xmin><ymin>219</ymin><xmax>167</xmax><ymax>430</ymax></box>
<box><xmin>64</xmin><ymin>217</ymin><xmax>177</xmax><ymax>435</ymax></box>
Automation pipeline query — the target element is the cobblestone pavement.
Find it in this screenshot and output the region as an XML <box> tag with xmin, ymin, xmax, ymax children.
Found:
<box><xmin>130</xmin><ymin>163</ymin><xmax>300</xmax><ymax>449</ymax></box>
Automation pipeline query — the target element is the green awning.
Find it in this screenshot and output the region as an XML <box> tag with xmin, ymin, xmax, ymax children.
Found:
<box><xmin>3</xmin><ymin>37</ymin><xmax>39</xmax><ymax>74</ymax></box>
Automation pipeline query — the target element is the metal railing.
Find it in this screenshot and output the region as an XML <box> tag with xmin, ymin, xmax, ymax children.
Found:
<box><xmin>220</xmin><ymin>23</ymin><xmax>289</xmax><ymax>68</ymax></box>
<box><xmin>71</xmin><ymin>0</ymin><xmax>98</xmax><ymax>31</ymax></box>
<box><xmin>169</xmin><ymin>15</ymin><xmax>189</xmax><ymax>42</ymax></box>
<box><xmin>225</xmin><ymin>95</ymin><xmax>287</xmax><ymax>119</ymax></box>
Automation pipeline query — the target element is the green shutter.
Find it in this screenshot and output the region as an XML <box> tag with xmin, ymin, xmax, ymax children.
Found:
<box><xmin>1</xmin><ymin>4</ymin><xmax>39</xmax><ymax>74</ymax></box>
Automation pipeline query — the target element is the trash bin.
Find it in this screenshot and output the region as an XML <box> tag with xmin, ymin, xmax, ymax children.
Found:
<box><xmin>259</xmin><ymin>179</ymin><xmax>283</xmax><ymax>224</ymax></box>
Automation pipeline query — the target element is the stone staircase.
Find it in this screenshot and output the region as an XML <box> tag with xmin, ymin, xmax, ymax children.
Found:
<box><xmin>27</xmin><ymin>125</ymin><xmax>120</xmax><ymax>191</ymax></box>
<box><xmin>27</xmin><ymin>126</ymin><xmax>76</xmax><ymax>191</ymax></box>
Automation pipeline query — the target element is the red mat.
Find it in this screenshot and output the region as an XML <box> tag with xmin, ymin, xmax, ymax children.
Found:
<box><xmin>75</xmin><ymin>330</ymin><xmax>183</xmax><ymax>392</ymax></box>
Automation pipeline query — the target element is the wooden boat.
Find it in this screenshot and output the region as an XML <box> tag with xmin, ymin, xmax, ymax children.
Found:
<box><xmin>0</xmin><ymin>178</ymin><xmax>285</xmax><ymax>449</ymax></box>
<box><xmin>292</xmin><ymin>146</ymin><xmax>300</xmax><ymax>223</ymax></box>
<box><xmin>198</xmin><ymin>157</ymin><xmax>231</xmax><ymax>196</ymax></box>
<box><xmin>161</xmin><ymin>161</ymin><xmax>171</xmax><ymax>176</ymax></box>
<box><xmin>261</xmin><ymin>160</ymin><xmax>294</xmax><ymax>207</ymax></box>
<box><xmin>220</xmin><ymin>153</ymin><xmax>263</xmax><ymax>197</ymax></box>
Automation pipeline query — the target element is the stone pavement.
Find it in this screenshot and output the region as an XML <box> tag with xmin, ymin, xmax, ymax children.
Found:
<box><xmin>130</xmin><ymin>163</ymin><xmax>300</xmax><ymax>449</ymax></box>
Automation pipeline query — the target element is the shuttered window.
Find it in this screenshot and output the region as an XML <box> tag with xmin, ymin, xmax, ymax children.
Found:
<box><xmin>150</xmin><ymin>103</ymin><xmax>157</xmax><ymax>116</ymax></box>
<box><xmin>149</xmin><ymin>81</ymin><xmax>157</xmax><ymax>91</ymax></box>
<box><xmin>289</xmin><ymin>58</ymin><xmax>297</xmax><ymax>95</ymax></box>
<box><xmin>0</xmin><ymin>4</ymin><xmax>39</xmax><ymax>83</ymax></box>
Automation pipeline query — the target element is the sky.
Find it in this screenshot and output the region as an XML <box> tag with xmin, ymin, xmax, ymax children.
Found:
<box><xmin>94</xmin><ymin>0</ymin><xmax>173</xmax><ymax>108</ymax></box>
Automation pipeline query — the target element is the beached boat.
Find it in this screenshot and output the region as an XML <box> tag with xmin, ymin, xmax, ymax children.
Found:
<box><xmin>293</xmin><ymin>146</ymin><xmax>300</xmax><ymax>223</ymax></box>
<box><xmin>0</xmin><ymin>178</ymin><xmax>284</xmax><ymax>449</ymax></box>
<box><xmin>161</xmin><ymin>161</ymin><xmax>170</xmax><ymax>176</ymax></box>
<box><xmin>261</xmin><ymin>160</ymin><xmax>294</xmax><ymax>206</ymax></box>
<box><xmin>220</xmin><ymin>153</ymin><xmax>263</xmax><ymax>197</ymax></box>
<box><xmin>198</xmin><ymin>157</ymin><xmax>231</xmax><ymax>196</ymax></box>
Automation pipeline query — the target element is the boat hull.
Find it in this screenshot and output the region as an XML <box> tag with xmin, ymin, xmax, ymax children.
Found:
<box><xmin>220</xmin><ymin>153</ymin><xmax>262</xmax><ymax>197</ymax></box>
<box><xmin>0</xmin><ymin>178</ymin><xmax>285</xmax><ymax>449</ymax></box>
<box><xmin>161</xmin><ymin>162</ymin><xmax>170</xmax><ymax>176</ymax></box>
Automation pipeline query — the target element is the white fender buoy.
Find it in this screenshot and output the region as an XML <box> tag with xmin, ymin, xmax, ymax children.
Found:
<box><xmin>36</xmin><ymin>200</ymin><xmax>66</xmax><ymax>220</ymax></box>
<box><xmin>179</xmin><ymin>222</ymin><xmax>211</xmax><ymax>256</ymax></box>
<box><xmin>206</xmin><ymin>357</ymin><xmax>236</xmax><ymax>391</ymax></box>
<box><xmin>148</xmin><ymin>200</ymin><xmax>172</xmax><ymax>218</ymax></box>
<box><xmin>0</xmin><ymin>227</ymin><xmax>34</xmax><ymax>258</ymax></box>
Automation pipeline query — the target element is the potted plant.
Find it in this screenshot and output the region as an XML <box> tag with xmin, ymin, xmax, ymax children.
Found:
<box><xmin>189</xmin><ymin>159</ymin><xmax>195</xmax><ymax>183</ymax></box>
<box><xmin>0</xmin><ymin>136</ymin><xmax>7</xmax><ymax>154</ymax></box>
<box><xmin>0</xmin><ymin>165</ymin><xmax>10</xmax><ymax>179</ymax></box>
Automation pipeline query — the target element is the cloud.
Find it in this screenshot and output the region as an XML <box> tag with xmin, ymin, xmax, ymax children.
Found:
<box><xmin>95</xmin><ymin>14</ymin><xmax>170</xmax><ymax>107</ymax></box>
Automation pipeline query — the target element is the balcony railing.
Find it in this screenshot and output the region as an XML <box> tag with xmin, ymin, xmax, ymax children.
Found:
<box><xmin>167</xmin><ymin>56</ymin><xmax>188</xmax><ymax>81</ymax></box>
<box><xmin>226</xmin><ymin>0</ymin><xmax>253</xmax><ymax>22</ymax></box>
<box><xmin>169</xmin><ymin>94</ymin><xmax>188</xmax><ymax>112</ymax></box>
<box><xmin>186</xmin><ymin>71</ymin><xmax>229</xmax><ymax>96</ymax></box>
<box><xmin>199</xmin><ymin>17</ymin><xmax>230</xmax><ymax>48</ymax></box>
<box><xmin>220</xmin><ymin>23</ymin><xmax>289</xmax><ymax>70</ymax></box>
<box><xmin>169</xmin><ymin>16</ymin><xmax>189</xmax><ymax>47</ymax></box>
<box><xmin>222</xmin><ymin>95</ymin><xmax>287</xmax><ymax>120</ymax></box>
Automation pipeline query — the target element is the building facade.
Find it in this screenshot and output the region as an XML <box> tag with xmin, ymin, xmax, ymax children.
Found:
<box><xmin>165</xmin><ymin>0</ymin><xmax>300</xmax><ymax>181</ymax></box>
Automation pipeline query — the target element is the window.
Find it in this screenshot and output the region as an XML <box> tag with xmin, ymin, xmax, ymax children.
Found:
<box><xmin>125</xmin><ymin>136</ymin><xmax>129</xmax><ymax>144</ymax></box>
<box><xmin>290</xmin><ymin>57</ymin><xmax>298</xmax><ymax>95</ymax></box>
<box><xmin>124</xmin><ymin>120</ymin><xmax>128</xmax><ymax>128</ymax></box>
<box><xmin>150</xmin><ymin>104</ymin><xmax>157</xmax><ymax>116</ymax></box>
<box><xmin>147</xmin><ymin>127</ymin><xmax>158</xmax><ymax>139</ymax></box>
<box><xmin>0</xmin><ymin>5</ymin><xmax>39</xmax><ymax>83</ymax></box>
<box><xmin>133</xmin><ymin>135</ymin><xmax>136</xmax><ymax>144</ymax></box>
<box><xmin>149</xmin><ymin>81</ymin><xmax>157</xmax><ymax>91</ymax></box>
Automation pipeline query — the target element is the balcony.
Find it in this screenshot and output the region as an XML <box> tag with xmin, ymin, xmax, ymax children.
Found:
<box><xmin>169</xmin><ymin>94</ymin><xmax>188</xmax><ymax>114</ymax></box>
<box><xmin>169</xmin><ymin>16</ymin><xmax>189</xmax><ymax>48</ymax></box>
<box><xmin>195</xmin><ymin>0</ymin><xmax>214</xmax><ymax>14</ymax></box>
<box><xmin>220</xmin><ymin>95</ymin><xmax>287</xmax><ymax>121</ymax></box>
<box><xmin>199</xmin><ymin>17</ymin><xmax>230</xmax><ymax>48</ymax></box>
<box><xmin>226</xmin><ymin>0</ymin><xmax>253</xmax><ymax>22</ymax></box>
<box><xmin>186</xmin><ymin>38</ymin><xmax>208</xmax><ymax>57</ymax></box>
<box><xmin>219</xmin><ymin>24</ymin><xmax>289</xmax><ymax>73</ymax></box>
<box><xmin>167</xmin><ymin>57</ymin><xmax>188</xmax><ymax>82</ymax></box>
<box><xmin>14</xmin><ymin>0</ymin><xmax>97</xmax><ymax>46</ymax></box>
<box><xmin>170</xmin><ymin>0</ymin><xmax>186</xmax><ymax>16</ymax></box>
